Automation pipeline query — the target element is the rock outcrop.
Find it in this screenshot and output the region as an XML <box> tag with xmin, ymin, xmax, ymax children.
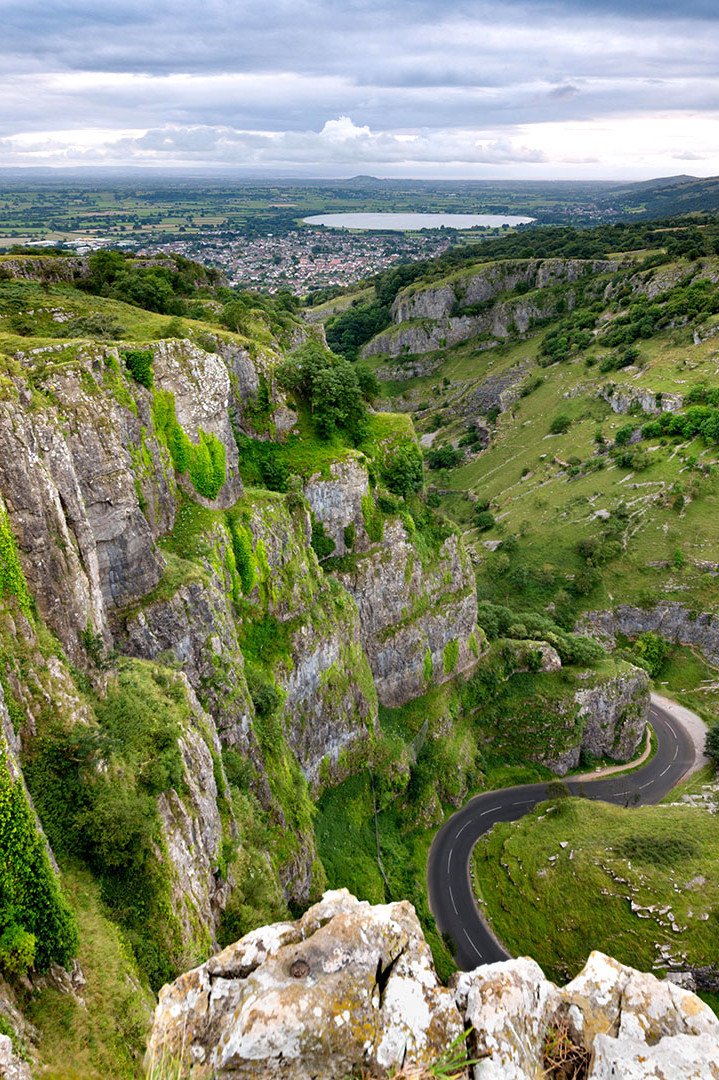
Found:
<box><xmin>599</xmin><ymin>383</ymin><xmax>683</xmax><ymax>416</ymax></box>
<box><xmin>580</xmin><ymin>602</ymin><xmax>719</xmax><ymax>668</ymax></box>
<box><xmin>335</xmin><ymin>522</ymin><xmax>482</xmax><ymax>707</ymax></box>
<box><xmin>146</xmin><ymin>891</ymin><xmax>719</xmax><ymax>1080</ymax></box>
<box><xmin>546</xmin><ymin>664</ymin><xmax>650</xmax><ymax>775</ymax></box>
<box><xmin>362</xmin><ymin>259</ymin><xmax>618</xmax><ymax>358</ymax></box>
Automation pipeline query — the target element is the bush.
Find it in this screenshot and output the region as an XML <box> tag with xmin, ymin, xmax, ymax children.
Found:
<box><xmin>0</xmin><ymin>924</ymin><xmax>36</xmax><ymax>978</ymax></box>
<box><xmin>426</xmin><ymin>445</ymin><xmax>461</xmax><ymax>470</ymax></box>
<box><xmin>631</xmin><ymin>632</ymin><xmax>669</xmax><ymax>677</ymax></box>
<box><xmin>614</xmin><ymin>424</ymin><xmax>637</xmax><ymax>447</ymax></box>
<box><xmin>382</xmin><ymin>441</ymin><xmax>424</xmax><ymax>497</ymax></box>
<box><xmin>311</xmin><ymin>519</ymin><xmax>336</xmax><ymax>560</ymax></box>
<box><xmin>474</xmin><ymin>509</ymin><xmax>495</xmax><ymax>531</ymax></box>
<box><xmin>0</xmin><ymin>751</ymin><xmax>78</xmax><ymax>973</ymax></box>
<box><xmin>549</xmin><ymin>414</ymin><xmax>572</xmax><ymax>435</ymax></box>
<box><xmin>355</xmin><ymin>364</ymin><xmax>380</xmax><ymax>402</ymax></box>
<box><xmin>122</xmin><ymin>348</ymin><xmax>154</xmax><ymax>389</ymax></box>
<box><xmin>706</xmin><ymin>725</ymin><xmax>719</xmax><ymax>765</ymax></box>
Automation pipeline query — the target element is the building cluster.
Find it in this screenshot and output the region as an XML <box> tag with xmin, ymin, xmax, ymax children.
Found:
<box><xmin>140</xmin><ymin>227</ymin><xmax>452</xmax><ymax>294</ymax></box>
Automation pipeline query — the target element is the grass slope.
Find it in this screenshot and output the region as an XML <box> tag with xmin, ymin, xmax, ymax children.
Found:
<box><xmin>473</xmin><ymin>795</ymin><xmax>719</xmax><ymax>1015</ymax></box>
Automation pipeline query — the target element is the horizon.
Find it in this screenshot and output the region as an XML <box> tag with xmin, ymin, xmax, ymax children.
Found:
<box><xmin>0</xmin><ymin>167</ymin><xmax>711</xmax><ymax>186</ymax></box>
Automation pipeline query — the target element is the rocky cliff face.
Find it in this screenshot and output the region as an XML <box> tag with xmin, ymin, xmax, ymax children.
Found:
<box><xmin>335</xmin><ymin>523</ymin><xmax>482</xmax><ymax>707</ymax></box>
<box><xmin>362</xmin><ymin>259</ymin><xmax>618</xmax><ymax>359</ymax></box>
<box><xmin>580</xmin><ymin>602</ymin><xmax>719</xmax><ymax>667</ymax></box>
<box><xmin>0</xmin><ymin>327</ymin><xmax>480</xmax><ymax>968</ymax></box>
<box><xmin>599</xmin><ymin>383</ymin><xmax>684</xmax><ymax>416</ymax></box>
<box><xmin>146</xmin><ymin>889</ymin><xmax>719</xmax><ymax>1080</ymax></box>
<box><xmin>546</xmin><ymin>664</ymin><xmax>650</xmax><ymax>775</ymax></box>
<box><xmin>304</xmin><ymin>457</ymin><xmax>482</xmax><ymax>705</ymax></box>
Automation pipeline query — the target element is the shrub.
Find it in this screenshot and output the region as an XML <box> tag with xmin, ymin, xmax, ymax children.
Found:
<box><xmin>442</xmin><ymin>639</ymin><xmax>460</xmax><ymax>675</ymax></box>
<box><xmin>0</xmin><ymin>924</ymin><xmax>36</xmax><ymax>978</ymax></box>
<box><xmin>549</xmin><ymin>414</ymin><xmax>572</xmax><ymax>435</ymax></box>
<box><xmin>122</xmin><ymin>348</ymin><xmax>154</xmax><ymax>389</ymax></box>
<box><xmin>614</xmin><ymin>424</ymin><xmax>637</xmax><ymax>447</ymax></box>
<box><xmin>474</xmin><ymin>509</ymin><xmax>495</xmax><ymax>532</ymax></box>
<box><xmin>0</xmin><ymin>751</ymin><xmax>78</xmax><ymax>973</ymax></box>
<box><xmin>0</xmin><ymin>506</ymin><xmax>33</xmax><ymax>617</ymax></box>
<box><xmin>226</xmin><ymin>513</ymin><xmax>256</xmax><ymax>594</ymax></box>
<box><xmin>311</xmin><ymin>519</ymin><xmax>336</xmax><ymax>560</ymax></box>
<box><xmin>706</xmin><ymin>725</ymin><xmax>719</xmax><ymax>765</ymax></box>
<box><xmin>382</xmin><ymin>441</ymin><xmax>424</xmax><ymax>497</ymax></box>
<box><xmin>153</xmin><ymin>390</ymin><xmax>226</xmax><ymax>499</ymax></box>
<box><xmin>631</xmin><ymin>632</ymin><xmax>669</xmax><ymax>677</ymax></box>
<box><xmin>355</xmin><ymin>364</ymin><xmax>380</xmax><ymax>401</ymax></box>
<box><xmin>426</xmin><ymin>445</ymin><xmax>461</xmax><ymax>470</ymax></box>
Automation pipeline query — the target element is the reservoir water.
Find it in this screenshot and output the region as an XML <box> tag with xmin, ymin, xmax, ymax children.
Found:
<box><xmin>302</xmin><ymin>212</ymin><xmax>534</xmax><ymax>231</ymax></box>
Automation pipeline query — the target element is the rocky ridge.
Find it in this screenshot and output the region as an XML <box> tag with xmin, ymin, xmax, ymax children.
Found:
<box><xmin>146</xmin><ymin>889</ymin><xmax>719</xmax><ymax>1079</ymax></box>
<box><xmin>0</xmin><ymin>326</ymin><xmax>481</xmax><ymax>967</ymax></box>
<box><xmin>362</xmin><ymin>258</ymin><xmax>618</xmax><ymax>359</ymax></box>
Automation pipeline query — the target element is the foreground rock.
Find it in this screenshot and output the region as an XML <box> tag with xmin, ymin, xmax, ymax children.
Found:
<box><xmin>146</xmin><ymin>891</ymin><xmax>719</xmax><ymax>1079</ymax></box>
<box><xmin>145</xmin><ymin>890</ymin><xmax>462</xmax><ymax>1078</ymax></box>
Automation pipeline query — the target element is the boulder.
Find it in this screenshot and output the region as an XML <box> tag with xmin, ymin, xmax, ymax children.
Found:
<box><xmin>145</xmin><ymin>890</ymin><xmax>463</xmax><ymax>1079</ymax></box>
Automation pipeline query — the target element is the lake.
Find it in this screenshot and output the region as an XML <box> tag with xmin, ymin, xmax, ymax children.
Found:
<box><xmin>302</xmin><ymin>212</ymin><xmax>535</xmax><ymax>231</ymax></box>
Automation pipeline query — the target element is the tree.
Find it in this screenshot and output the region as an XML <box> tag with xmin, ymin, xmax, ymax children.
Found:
<box><xmin>549</xmin><ymin>414</ymin><xmax>572</xmax><ymax>435</ymax></box>
<box><xmin>277</xmin><ymin>341</ymin><xmax>367</xmax><ymax>441</ymax></box>
<box><xmin>705</xmin><ymin>725</ymin><xmax>719</xmax><ymax>765</ymax></box>
<box><xmin>382</xmin><ymin>441</ymin><xmax>424</xmax><ymax>497</ymax></box>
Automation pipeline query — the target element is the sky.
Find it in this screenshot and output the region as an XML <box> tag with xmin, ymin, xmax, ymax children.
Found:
<box><xmin>1</xmin><ymin>0</ymin><xmax>718</xmax><ymax>179</ymax></box>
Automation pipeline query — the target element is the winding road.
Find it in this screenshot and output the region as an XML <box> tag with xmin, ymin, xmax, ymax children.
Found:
<box><xmin>427</xmin><ymin>694</ymin><xmax>705</xmax><ymax>971</ymax></box>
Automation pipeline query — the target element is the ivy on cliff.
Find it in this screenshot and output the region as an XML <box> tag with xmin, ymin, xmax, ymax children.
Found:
<box><xmin>152</xmin><ymin>389</ymin><xmax>227</xmax><ymax>500</ymax></box>
<box><xmin>0</xmin><ymin>507</ymin><xmax>32</xmax><ymax>618</ymax></box>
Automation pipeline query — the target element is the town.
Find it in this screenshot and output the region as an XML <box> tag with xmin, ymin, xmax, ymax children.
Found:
<box><xmin>140</xmin><ymin>225</ymin><xmax>454</xmax><ymax>294</ymax></box>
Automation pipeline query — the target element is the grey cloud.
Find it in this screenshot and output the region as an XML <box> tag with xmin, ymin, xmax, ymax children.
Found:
<box><xmin>1</xmin><ymin>0</ymin><xmax>718</xmax><ymax>173</ymax></box>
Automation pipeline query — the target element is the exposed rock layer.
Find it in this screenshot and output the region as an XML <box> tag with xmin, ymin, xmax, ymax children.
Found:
<box><xmin>146</xmin><ymin>891</ymin><xmax>719</xmax><ymax>1080</ymax></box>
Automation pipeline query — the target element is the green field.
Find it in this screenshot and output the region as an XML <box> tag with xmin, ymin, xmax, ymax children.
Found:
<box><xmin>473</xmin><ymin>795</ymin><xmax>719</xmax><ymax>1015</ymax></box>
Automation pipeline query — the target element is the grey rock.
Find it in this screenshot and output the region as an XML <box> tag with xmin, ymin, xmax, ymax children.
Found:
<box><xmin>304</xmin><ymin>457</ymin><xmax>370</xmax><ymax>556</ymax></box>
<box><xmin>580</xmin><ymin>602</ymin><xmax>719</xmax><ymax>668</ymax></box>
<box><xmin>153</xmin><ymin>339</ymin><xmax>242</xmax><ymax>508</ymax></box>
<box><xmin>600</xmin><ymin>384</ymin><xmax>683</xmax><ymax>416</ymax></box>
<box><xmin>145</xmin><ymin>890</ymin><xmax>463</xmax><ymax>1080</ymax></box>
<box><xmin>0</xmin><ymin>1033</ymin><xmax>32</xmax><ymax>1080</ymax></box>
<box><xmin>544</xmin><ymin>664</ymin><xmax>650</xmax><ymax>775</ymax></box>
<box><xmin>335</xmin><ymin>520</ymin><xmax>482</xmax><ymax>706</ymax></box>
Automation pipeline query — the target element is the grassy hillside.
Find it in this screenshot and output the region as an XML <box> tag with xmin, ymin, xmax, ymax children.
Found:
<box><xmin>473</xmin><ymin>793</ymin><xmax>719</xmax><ymax>1015</ymax></box>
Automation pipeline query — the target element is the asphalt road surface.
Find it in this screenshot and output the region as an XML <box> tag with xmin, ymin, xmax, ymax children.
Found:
<box><xmin>427</xmin><ymin>697</ymin><xmax>700</xmax><ymax>971</ymax></box>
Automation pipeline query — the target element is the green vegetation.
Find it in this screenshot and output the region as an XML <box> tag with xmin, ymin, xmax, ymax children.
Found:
<box><xmin>474</xmin><ymin>798</ymin><xmax>719</xmax><ymax>985</ymax></box>
<box><xmin>277</xmin><ymin>340</ymin><xmax>372</xmax><ymax>441</ymax></box>
<box><xmin>153</xmin><ymin>389</ymin><xmax>226</xmax><ymax>499</ymax></box>
<box><xmin>122</xmin><ymin>348</ymin><xmax>154</xmax><ymax>389</ymax></box>
<box><xmin>24</xmin><ymin>660</ymin><xmax>199</xmax><ymax>990</ymax></box>
<box><xmin>0</xmin><ymin>505</ymin><xmax>33</xmax><ymax>617</ymax></box>
<box><xmin>0</xmin><ymin>750</ymin><xmax>78</xmax><ymax>976</ymax></box>
<box><xmin>26</xmin><ymin>866</ymin><xmax>153</xmax><ymax>1080</ymax></box>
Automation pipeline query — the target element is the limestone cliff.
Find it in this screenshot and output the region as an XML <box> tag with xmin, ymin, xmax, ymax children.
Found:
<box><xmin>304</xmin><ymin>456</ymin><xmax>483</xmax><ymax>706</ymax></box>
<box><xmin>362</xmin><ymin>258</ymin><xmax>618</xmax><ymax>359</ymax></box>
<box><xmin>146</xmin><ymin>890</ymin><xmax>719</xmax><ymax>1079</ymax></box>
<box><xmin>546</xmin><ymin>663</ymin><xmax>650</xmax><ymax>775</ymax></box>
<box><xmin>0</xmin><ymin>324</ymin><xmax>480</xmax><ymax>981</ymax></box>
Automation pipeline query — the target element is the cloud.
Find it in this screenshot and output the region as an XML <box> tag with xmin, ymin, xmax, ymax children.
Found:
<box><xmin>0</xmin><ymin>0</ymin><xmax>718</xmax><ymax>175</ymax></box>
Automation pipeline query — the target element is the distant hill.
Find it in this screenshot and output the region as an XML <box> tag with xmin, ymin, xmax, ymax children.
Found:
<box><xmin>599</xmin><ymin>174</ymin><xmax>719</xmax><ymax>218</ymax></box>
